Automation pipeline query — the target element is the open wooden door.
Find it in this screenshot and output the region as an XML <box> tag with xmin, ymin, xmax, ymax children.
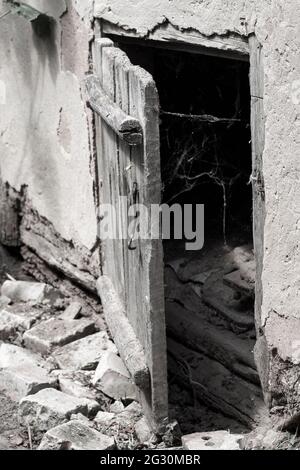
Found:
<box><xmin>86</xmin><ymin>38</ymin><xmax>168</xmax><ymax>430</ymax></box>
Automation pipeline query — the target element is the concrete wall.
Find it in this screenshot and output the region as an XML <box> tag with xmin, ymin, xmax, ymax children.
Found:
<box><xmin>0</xmin><ymin>0</ymin><xmax>97</xmax><ymax>251</ymax></box>
<box><xmin>95</xmin><ymin>0</ymin><xmax>300</xmax><ymax>417</ymax></box>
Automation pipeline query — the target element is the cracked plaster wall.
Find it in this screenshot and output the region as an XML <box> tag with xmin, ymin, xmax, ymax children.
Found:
<box><xmin>0</xmin><ymin>0</ymin><xmax>97</xmax><ymax>250</ymax></box>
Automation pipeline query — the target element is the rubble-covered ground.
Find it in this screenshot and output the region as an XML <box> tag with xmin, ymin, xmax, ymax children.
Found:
<box><xmin>0</xmin><ymin>244</ymin><xmax>299</xmax><ymax>451</ymax></box>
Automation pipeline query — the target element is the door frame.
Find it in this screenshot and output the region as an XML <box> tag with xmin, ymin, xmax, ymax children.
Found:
<box><xmin>94</xmin><ymin>21</ymin><xmax>267</xmax><ymax>426</ymax></box>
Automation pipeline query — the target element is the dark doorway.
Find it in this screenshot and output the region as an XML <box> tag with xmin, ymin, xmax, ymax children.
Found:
<box><xmin>115</xmin><ymin>38</ymin><xmax>266</xmax><ymax>434</ymax></box>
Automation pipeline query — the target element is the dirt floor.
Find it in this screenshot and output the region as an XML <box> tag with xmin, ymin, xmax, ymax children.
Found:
<box><xmin>164</xmin><ymin>237</ymin><xmax>267</xmax><ymax>434</ymax></box>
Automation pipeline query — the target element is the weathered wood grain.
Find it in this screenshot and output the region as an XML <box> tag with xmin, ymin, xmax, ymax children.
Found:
<box><xmin>93</xmin><ymin>39</ymin><xmax>168</xmax><ymax>430</ymax></box>
<box><xmin>85</xmin><ymin>74</ymin><xmax>143</xmax><ymax>145</ymax></box>
<box><xmin>102</xmin><ymin>21</ymin><xmax>249</xmax><ymax>61</ymax></box>
<box><xmin>97</xmin><ymin>275</ymin><xmax>150</xmax><ymax>388</ymax></box>
<box><xmin>249</xmin><ymin>35</ymin><xmax>267</xmax><ymax>401</ymax></box>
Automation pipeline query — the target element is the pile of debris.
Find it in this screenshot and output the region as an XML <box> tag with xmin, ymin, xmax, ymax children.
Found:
<box><xmin>0</xmin><ymin>277</ymin><xmax>172</xmax><ymax>450</ymax></box>
<box><xmin>166</xmin><ymin>242</ymin><xmax>266</xmax><ymax>432</ymax></box>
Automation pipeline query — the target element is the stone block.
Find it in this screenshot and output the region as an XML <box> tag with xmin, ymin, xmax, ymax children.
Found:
<box><xmin>135</xmin><ymin>416</ymin><xmax>153</xmax><ymax>443</ymax></box>
<box><xmin>38</xmin><ymin>421</ymin><xmax>115</xmax><ymax>450</ymax></box>
<box><xmin>0</xmin><ymin>309</ymin><xmax>17</xmax><ymax>340</ymax></box>
<box><xmin>0</xmin><ymin>364</ymin><xmax>57</xmax><ymax>401</ymax></box>
<box><xmin>19</xmin><ymin>388</ymin><xmax>89</xmax><ymax>432</ymax></box>
<box><xmin>92</xmin><ymin>351</ymin><xmax>136</xmax><ymax>401</ymax></box>
<box><xmin>182</xmin><ymin>431</ymin><xmax>244</xmax><ymax>450</ymax></box>
<box><xmin>1</xmin><ymin>280</ymin><xmax>59</xmax><ymax>305</ymax></box>
<box><xmin>23</xmin><ymin>318</ymin><xmax>96</xmax><ymax>355</ymax></box>
<box><xmin>60</xmin><ymin>302</ymin><xmax>82</xmax><ymax>321</ymax></box>
<box><xmin>0</xmin><ymin>307</ymin><xmax>42</xmax><ymax>331</ymax></box>
<box><xmin>52</xmin><ymin>331</ymin><xmax>116</xmax><ymax>370</ymax></box>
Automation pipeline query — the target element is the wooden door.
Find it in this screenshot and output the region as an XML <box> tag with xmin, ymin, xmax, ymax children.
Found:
<box><xmin>86</xmin><ymin>38</ymin><xmax>168</xmax><ymax>430</ymax></box>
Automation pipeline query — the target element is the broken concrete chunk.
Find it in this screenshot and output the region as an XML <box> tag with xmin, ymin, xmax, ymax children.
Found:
<box><xmin>0</xmin><ymin>295</ymin><xmax>11</xmax><ymax>309</ymax></box>
<box><xmin>0</xmin><ymin>307</ymin><xmax>42</xmax><ymax>331</ymax></box>
<box><xmin>0</xmin><ymin>342</ymin><xmax>45</xmax><ymax>369</ymax></box>
<box><xmin>56</xmin><ymin>370</ymin><xmax>97</xmax><ymax>401</ymax></box>
<box><xmin>109</xmin><ymin>400</ymin><xmax>125</xmax><ymax>414</ymax></box>
<box><xmin>38</xmin><ymin>420</ymin><xmax>115</xmax><ymax>450</ymax></box>
<box><xmin>135</xmin><ymin>416</ymin><xmax>154</xmax><ymax>444</ymax></box>
<box><xmin>182</xmin><ymin>431</ymin><xmax>244</xmax><ymax>450</ymax></box>
<box><xmin>92</xmin><ymin>351</ymin><xmax>136</xmax><ymax>401</ymax></box>
<box><xmin>94</xmin><ymin>411</ymin><xmax>115</xmax><ymax>427</ymax></box>
<box><xmin>0</xmin><ymin>309</ymin><xmax>18</xmax><ymax>340</ymax></box>
<box><xmin>23</xmin><ymin>318</ymin><xmax>96</xmax><ymax>355</ymax></box>
<box><xmin>52</xmin><ymin>331</ymin><xmax>116</xmax><ymax>370</ymax></box>
<box><xmin>0</xmin><ymin>364</ymin><xmax>57</xmax><ymax>401</ymax></box>
<box><xmin>1</xmin><ymin>280</ymin><xmax>59</xmax><ymax>305</ymax></box>
<box><xmin>60</xmin><ymin>302</ymin><xmax>82</xmax><ymax>321</ymax></box>
<box><xmin>55</xmin><ymin>371</ymin><xmax>100</xmax><ymax>417</ymax></box>
<box><xmin>0</xmin><ymin>342</ymin><xmax>55</xmax><ymax>400</ymax></box>
<box><xmin>19</xmin><ymin>388</ymin><xmax>89</xmax><ymax>432</ymax></box>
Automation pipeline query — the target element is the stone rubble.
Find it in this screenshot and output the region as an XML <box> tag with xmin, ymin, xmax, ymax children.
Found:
<box><xmin>1</xmin><ymin>280</ymin><xmax>59</xmax><ymax>305</ymax></box>
<box><xmin>0</xmin><ymin>279</ymin><xmax>148</xmax><ymax>450</ymax></box>
<box><xmin>0</xmin><ymin>295</ymin><xmax>11</xmax><ymax>309</ymax></box>
<box><xmin>92</xmin><ymin>351</ymin><xmax>136</xmax><ymax>401</ymax></box>
<box><xmin>0</xmin><ymin>306</ymin><xmax>42</xmax><ymax>331</ymax></box>
<box><xmin>0</xmin><ymin>365</ymin><xmax>57</xmax><ymax>401</ymax></box>
<box><xmin>60</xmin><ymin>301</ymin><xmax>82</xmax><ymax>321</ymax></box>
<box><xmin>23</xmin><ymin>318</ymin><xmax>96</xmax><ymax>355</ymax></box>
<box><xmin>0</xmin><ymin>278</ymin><xmax>176</xmax><ymax>451</ymax></box>
<box><xmin>19</xmin><ymin>388</ymin><xmax>90</xmax><ymax>432</ymax></box>
<box><xmin>52</xmin><ymin>331</ymin><xmax>117</xmax><ymax>370</ymax></box>
<box><xmin>0</xmin><ymin>309</ymin><xmax>18</xmax><ymax>340</ymax></box>
<box><xmin>38</xmin><ymin>420</ymin><xmax>116</xmax><ymax>450</ymax></box>
<box><xmin>182</xmin><ymin>431</ymin><xmax>244</xmax><ymax>450</ymax></box>
<box><xmin>135</xmin><ymin>416</ymin><xmax>154</xmax><ymax>444</ymax></box>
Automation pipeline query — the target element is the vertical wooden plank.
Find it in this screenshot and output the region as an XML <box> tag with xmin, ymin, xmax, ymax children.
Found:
<box><xmin>128</xmin><ymin>65</ymin><xmax>168</xmax><ymax>429</ymax></box>
<box><xmin>101</xmin><ymin>46</ymin><xmax>125</xmax><ymax>302</ymax></box>
<box><xmin>93</xmin><ymin>39</ymin><xmax>168</xmax><ymax>430</ymax></box>
<box><xmin>114</xmin><ymin>50</ymin><xmax>132</xmax><ymax>313</ymax></box>
<box><xmin>249</xmin><ymin>35</ymin><xmax>265</xmax><ymax>330</ymax></box>
<box><xmin>249</xmin><ymin>36</ymin><xmax>268</xmax><ymax>400</ymax></box>
<box><xmin>93</xmin><ymin>38</ymin><xmax>113</xmax><ymax>274</ymax></box>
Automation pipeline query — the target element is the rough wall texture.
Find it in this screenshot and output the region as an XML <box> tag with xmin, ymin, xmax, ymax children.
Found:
<box><xmin>94</xmin><ymin>0</ymin><xmax>300</xmax><ymax>417</ymax></box>
<box><xmin>0</xmin><ymin>0</ymin><xmax>97</xmax><ymax>253</ymax></box>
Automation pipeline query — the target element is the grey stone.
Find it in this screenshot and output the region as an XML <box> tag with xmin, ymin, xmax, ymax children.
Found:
<box><xmin>0</xmin><ymin>307</ymin><xmax>42</xmax><ymax>331</ymax></box>
<box><xmin>123</xmin><ymin>401</ymin><xmax>143</xmax><ymax>418</ymax></box>
<box><xmin>92</xmin><ymin>351</ymin><xmax>136</xmax><ymax>401</ymax></box>
<box><xmin>241</xmin><ymin>427</ymin><xmax>288</xmax><ymax>450</ymax></box>
<box><xmin>135</xmin><ymin>416</ymin><xmax>153</xmax><ymax>443</ymax></box>
<box><xmin>56</xmin><ymin>370</ymin><xmax>96</xmax><ymax>401</ymax></box>
<box><xmin>0</xmin><ymin>364</ymin><xmax>57</xmax><ymax>401</ymax></box>
<box><xmin>19</xmin><ymin>388</ymin><xmax>89</xmax><ymax>432</ymax></box>
<box><xmin>38</xmin><ymin>420</ymin><xmax>115</xmax><ymax>450</ymax></box>
<box><xmin>56</xmin><ymin>372</ymin><xmax>100</xmax><ymax>416</ymax></box>
<box><xmin>109</xmin><ymin>400</ymin><xmax>125</xmax><ymax>414</ymax></box>
<box><xmin>60</xmin><ymin>302</ymin><xmax>82</xmax><ymax>321</ymax></box>
<box><xmin>182</xmin><ymin>431</ymin><xmax>244</xmax><ymax>450</ymax></box>
<box><xmin>0</xmin><ymin>310</ymin><xmax>18</xmax><ymax>340</ymax></box>
<box><xmin>0</xmin><ymin>436</ymin><xmax>10</xmax><ymax>450</ymax></box>
<box><xmin>52</xmin><ymin>331</ymin><xmax>116</xmax><ymax>370</ymax></box>
<box><xmin>23</xmin><ymin>318</ymin><xmax>96</xmax><ymax>355</ymax></box>
<box><xmin>0</xmin><ymin>342</ymin><xmax>48</xmax><ymax>369</ymax></box>
<box><xmin>94</xmin><ymin>411</ymin><xmax>115</xmax><ymax>426</ymax></box>
<box><xmin>0</xmin><ymin>295</ymin><xmax>11</xmax><ymax>309</ymax></box>
<box><xmin>1</xmin><ymin>280</ymin><xmax>59</xmax><ymax>305</ymax></box>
